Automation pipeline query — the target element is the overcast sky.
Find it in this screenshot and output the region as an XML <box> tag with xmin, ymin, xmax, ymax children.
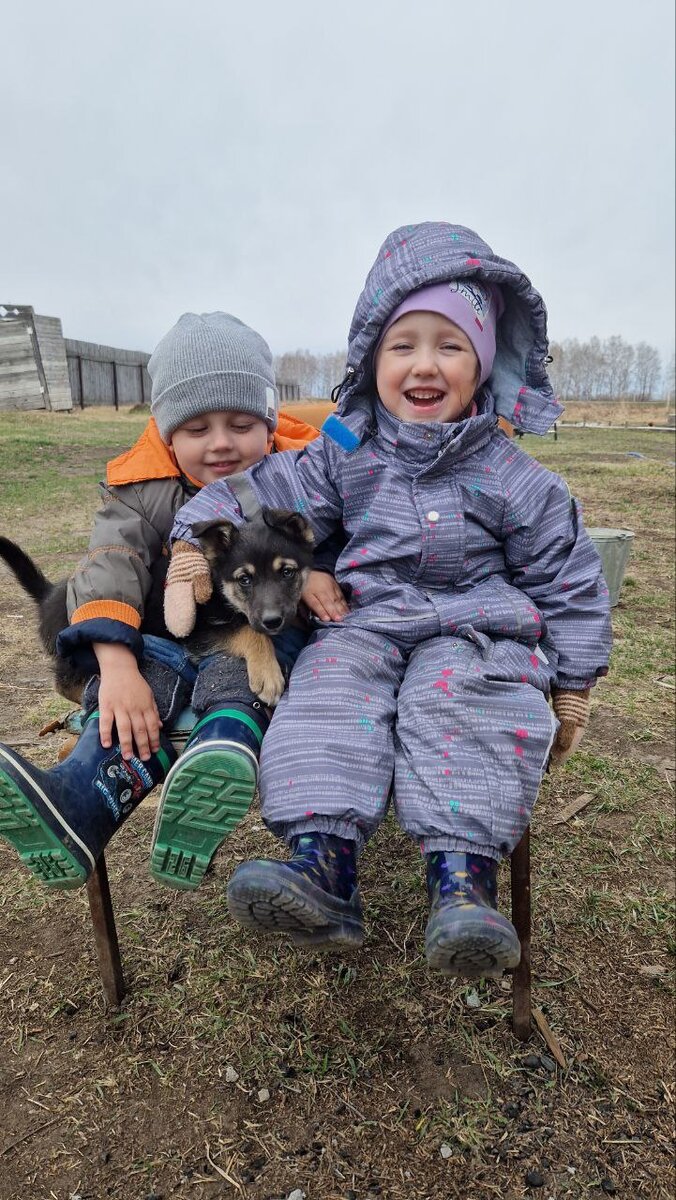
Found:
<box><xmin>2</xmin><ymin>0</ymin><xmax>674</xmax><ymax>367</ymax></box>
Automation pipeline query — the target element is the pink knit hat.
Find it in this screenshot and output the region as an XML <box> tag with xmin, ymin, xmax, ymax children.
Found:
<box><xmin>377</xmin><ymin>280</ymin><xmax>504</xmax><ymax>384</ymax></box>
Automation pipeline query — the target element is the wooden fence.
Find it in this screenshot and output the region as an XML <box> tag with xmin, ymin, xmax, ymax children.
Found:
<box><xmin>1</xmin><ymin>305</ymin><xmax>301</xmax><ymax>413</ymax></box>
<box><xmin>65</xmin><ymin>345</ymin><xmax>300</xmax><ymax>408</ymax></box>
<box><xmin>65</xmin><ymin>339</ymin><xmax>151</xmax><ymax>409</ymax></box>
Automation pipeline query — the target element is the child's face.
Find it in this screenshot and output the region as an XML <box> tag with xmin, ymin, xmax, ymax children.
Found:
<box><xmin>171</xmin><ymin>412</ymin><xmax>273</xmax><ymax>485</ymax></box>
<box><xmin>375</xmin><ymin>312</ymin><xmax>479</xmax><ymax>424</ymax></box>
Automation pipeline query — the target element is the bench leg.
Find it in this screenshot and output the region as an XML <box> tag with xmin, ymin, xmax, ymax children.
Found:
<box><xmin>86</xmin><ymin>853</ymin><xmax>126</xmax><ymax>1007</ymax></box>
<box><xmin>510</xmin><ymin>827</ymin><xmax>531</xmax><ymax>1040</ymax></box>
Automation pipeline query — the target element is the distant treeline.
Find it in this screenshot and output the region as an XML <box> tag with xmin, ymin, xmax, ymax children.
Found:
<box><xmin>276</xmin><ymin>338</ymin><xmax>674</xmax><ymax>402</ymax></box>
<box><xmin>547</xmin><ymin>337</ymin><xmax>672</xmax><ymax>403</ymax></box>
<box><xmin>274</xmin><ymin>351</ymin><xmax>346</xmax><ymax>401</ymax></box>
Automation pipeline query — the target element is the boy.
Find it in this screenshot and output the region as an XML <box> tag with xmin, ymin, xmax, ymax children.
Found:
<box><xmin>0</xmin><ymin>312</ymin><xmax>346</xmax><ymax>891</ymax></box>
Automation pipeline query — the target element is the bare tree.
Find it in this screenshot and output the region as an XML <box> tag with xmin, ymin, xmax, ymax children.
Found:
<box><xmin>632</xmin><ymin>342</ymin><xmax>662</xmax><ymax>401</ymax></box>
<box><xmin>548</xmin><ymin>335</ymin><xmax>661</xmax><ymax>402</ymax></box>
<box><xmin>274</xmin><ymin>350</ymin><xmax>346</xmax><ymax>398</ymax></box>
<box><xmin>602</xmin><ymin>335</ymin><xmax>634</xmax><ymax>400</ymax></box>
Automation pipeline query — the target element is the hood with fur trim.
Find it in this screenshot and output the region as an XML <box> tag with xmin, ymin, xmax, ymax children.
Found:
<box><xmin>337</xmin><ymin>222</ymin><xmax>562</xmax><ymax>435</ymax></box>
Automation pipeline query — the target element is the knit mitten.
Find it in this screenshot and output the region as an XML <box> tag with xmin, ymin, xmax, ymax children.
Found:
<box><xmin>164</xmin><ymin>540</ymin><xmax>213</xmax><ymax>638</ymax></box>
<box><xmin>550</xmin><ymin>687</ymin><xmax>591</xmax><ymax>767</ymax></box>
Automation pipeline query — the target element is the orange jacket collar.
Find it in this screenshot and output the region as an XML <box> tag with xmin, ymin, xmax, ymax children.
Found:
<box><xmin>106</xmin><ymin>411</ymin><xmax>320</xmax><ymax>488</ymax></box>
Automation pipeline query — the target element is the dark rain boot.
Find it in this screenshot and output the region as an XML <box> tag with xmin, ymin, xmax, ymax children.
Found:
<box><xmin>150</xmin><ymin>703</ymin><xmax>269</xmax><ymax>891</ymax></box>
<box><xmin>227</xmin><ymin>831</ymin><xmax>364</xmax><ymax>948</ymax></box>
<box><xmin>0</xmin><ymin>711</ymin><xmax>176</xmax><ymax>889</ymax></box>
<box><xmin>424</xmin><ymin>851</ymin><xmax>521</xmax><ymax>978</ymax></box>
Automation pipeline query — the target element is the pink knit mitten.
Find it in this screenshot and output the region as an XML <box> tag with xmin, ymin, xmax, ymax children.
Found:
<box><xmin>164</xmin><ymin>540</ymin><xmax>212</xmax><ymax>638</ymax></box>
<box><xmin>550</xmin><ymin>687</ymin><xmax>591</xmax><ymax>767</ymax></box>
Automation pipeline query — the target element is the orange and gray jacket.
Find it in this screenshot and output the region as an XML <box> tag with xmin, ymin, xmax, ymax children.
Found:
<box><xmin>56</xmin><ymin>412</ymin><xmax>320</xmax><ymax>672</ymax></box>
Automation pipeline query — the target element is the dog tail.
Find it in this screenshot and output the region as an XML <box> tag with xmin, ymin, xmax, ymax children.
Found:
<box><xmin>0</xmin><ymin>536</ymin><xmax>54</xmax><ymax>603</ymax></box>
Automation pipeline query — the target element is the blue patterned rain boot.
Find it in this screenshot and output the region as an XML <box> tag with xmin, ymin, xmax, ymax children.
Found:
<box><xmin>0</xmin><ymin>711</ymin><xmax>175</xmax><ymax>889</ymax></box>
<box><xmin>227</xmin><ymin>832</ymin><xmax>364</xmax><ymax>948</ymax></box>
<box><xmin>150</xmin><ymin>703</ymin><xmax>269</xmax><ymax>891</ymax></box>
<box><xmin>424</xmin><ymin>851</ymin><xmax>521</xmax><ymax>978</ymax></box>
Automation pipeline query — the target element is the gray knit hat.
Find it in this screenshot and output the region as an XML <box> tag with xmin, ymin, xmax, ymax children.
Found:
<box><xmin>149</xmin><ymin>312</ymin><xmax>278</xmax><ymax>442</ymax></box>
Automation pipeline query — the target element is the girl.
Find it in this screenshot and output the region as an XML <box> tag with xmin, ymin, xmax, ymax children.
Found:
<box><xmin>165</xmin><ymin>223</ymin><xmax>612</xmax><ymax>977</ymax></box>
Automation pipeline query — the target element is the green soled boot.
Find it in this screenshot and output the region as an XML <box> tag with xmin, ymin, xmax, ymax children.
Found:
<box><xmin>0</xmin><ymin>712</ymin><xmax>175</xmax><ymax>889</ymax></box>
<box><xmin>150</xmin><ymin>704</ymin><xmax>268</xmax><ymax>890</ymax></box>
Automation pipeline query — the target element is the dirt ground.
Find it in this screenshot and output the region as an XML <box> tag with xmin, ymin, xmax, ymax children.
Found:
<box><xmin>0</xmin><ymin>414</ymin><xmax>674</xmax><ymax>1200</ymax></box>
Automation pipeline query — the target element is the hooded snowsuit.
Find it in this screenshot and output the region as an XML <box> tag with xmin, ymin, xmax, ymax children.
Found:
<box><xmin>171</xmin><ymin>223</ymin><xmax>612</xmax><ymax>859</ymax></box>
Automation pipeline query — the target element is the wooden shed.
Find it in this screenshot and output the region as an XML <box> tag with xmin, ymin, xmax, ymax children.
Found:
<box><xmin>0</xmin><ymin>304</ymin><xmax>72</xmax><ymax>411</ymax></box>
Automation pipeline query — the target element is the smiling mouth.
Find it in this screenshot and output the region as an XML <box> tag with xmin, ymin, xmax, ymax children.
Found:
<box><xmin>404</xmin><ymin>390</ymin><xmax>445</xmax><ymax>407</ymax></box>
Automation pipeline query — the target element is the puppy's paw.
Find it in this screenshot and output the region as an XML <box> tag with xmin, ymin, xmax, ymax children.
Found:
<box><xmin>247</xmin><ymin>659</ymin><xmax>285</xmax><ymax>707</ymax></box>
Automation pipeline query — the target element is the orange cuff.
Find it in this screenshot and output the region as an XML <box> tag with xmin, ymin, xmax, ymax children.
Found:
<box><xmin>70</xmin><ymin>600</ymin><xmax>142</xmax><ymax>629</ymax></box>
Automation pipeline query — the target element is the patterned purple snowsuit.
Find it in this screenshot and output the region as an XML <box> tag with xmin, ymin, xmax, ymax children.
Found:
<box><xmin>171</xmin><ymin>223</ymin><xmax>612</xmax><ymax>860</ymax></box>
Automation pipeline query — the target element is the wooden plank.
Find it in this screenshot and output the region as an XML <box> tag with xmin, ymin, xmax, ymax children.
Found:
<box><xmin>0</xmin><ymin>360</ymin><xmax>43</xmax><ymax>379</ymax></box>
<box><xmin>0</xmin><ymin>394</ymin><xmax>46</xmax><ymax>411</ymax></box>
<box><xmin>532</xmin><ymin>1008</ymin><xmax>568</xmax><ymax>1069</ymax></box>
<box><xmin>80</xmin><ymin>357</ymin><xmax>115</xmax><ymax>405</ymax></box>
<box><xmin>0</xmin><ymin>351</ymin><xmax>39</xmax><ymax>370</ymax></box>
<box><xmin>0</xmin><ymin>319</ymin><xmax>30</xmax><ymax>333</ymax></box>
<box><xmin>553</xmin><ymin>792</ymin><xmax>595</xmax><ymax>825</ymax></box>
<box><xmin>0</xmin><ymin>360</ymin><xmax>43</xmax><ymax>380</ymax></box>
<box><xmin>0</xmin><ymin>376</ymin><xmax>43</xmax><ymax>400</ymax></box>
<box><xmin>0</xmin><ymin>334</ymin><xmax>34</xmax><ymax>354</ymax></box>
<box><xmin>33</xmin><ymin>315</ymin><xmax>72</xmax><ymax>411</ymax></box>
<box><xmin>66</xmin><ymin>356</ymin><xmax>81</xmax><ymax>404</ymax></box>
<box><xmin>115</xmin><ymin>361</ymin><xmax>143</xmax><ymax>406</ymax></box>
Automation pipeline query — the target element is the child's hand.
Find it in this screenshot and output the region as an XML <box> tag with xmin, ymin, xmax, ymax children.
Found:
<box><xmin>301</xmin><ymin>571</ymin><xmax>349</xmax><ymax>622</ymax></box>
<box><xmin>94</xmin><ymin>644</ymin><xmax>162</xmax><ymax>761</ymax></box>
<box><xmin>550</xmin><ymin>687</ymin><xmax>591</xmax><ymax>767</ymax></box>
<box><xmin>164</xmin><ymin>539</ymin><xmax>213</xmax><ymax>637</ymax></box>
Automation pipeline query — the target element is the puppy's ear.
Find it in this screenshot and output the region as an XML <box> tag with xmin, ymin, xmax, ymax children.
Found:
<box><xmin>192</xmin><ymin>519</ymin><xmax>238</xmax><ymax>559</ymax></box>
<box><xmin>262</xmin><ymin>508</ymin><xmax>314</xmax><ymax>546</ymax></box>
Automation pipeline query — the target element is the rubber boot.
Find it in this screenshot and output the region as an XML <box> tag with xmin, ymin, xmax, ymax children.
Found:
<box><xmin>150</xmin><ymin>703</ymin><xmax>269</xmax><ymax>891</ymax></box>
<box><xmin>227</xmin><ymin>831</ymin><xmax>364</xmax><ymax>948</ymax></box>
<box><xmin>0</xmin><ymin>711</ymin><xmax>176</xmax><ymax>889</ymax></box>
<box><xmin>424</xmin><ymin>851</ymin><xmax>521</xmax><ymax>978</ymax></box>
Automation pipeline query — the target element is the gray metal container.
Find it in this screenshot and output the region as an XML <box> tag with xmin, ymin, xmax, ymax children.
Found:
<box><xmin>587</xmin><ymin>528</ymin><xmax>635</xmax><ymax>607</ymax></box>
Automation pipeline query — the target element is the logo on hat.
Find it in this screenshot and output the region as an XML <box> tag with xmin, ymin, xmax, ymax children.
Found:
<box><xmin>447</xmin><ymin>280</ymin><xmax>491</xmax><ymax>323</ymax></box>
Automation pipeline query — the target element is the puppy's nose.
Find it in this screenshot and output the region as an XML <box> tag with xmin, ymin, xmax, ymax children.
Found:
<box><xmin>261</xmin><ymin>614</ymin><xmax>284</xmax><ymax>633</ymax></box>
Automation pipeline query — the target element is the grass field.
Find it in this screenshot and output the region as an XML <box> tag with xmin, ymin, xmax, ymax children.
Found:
<box><xmin>0</xmin><ymin>410</ymin><xmax>674</xmax><ymax>1200</ymax></box>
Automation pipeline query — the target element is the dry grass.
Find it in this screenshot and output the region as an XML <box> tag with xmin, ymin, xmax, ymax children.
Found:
<box><xmin>555</xmin><ymin>400</ymin><xmax>671</xmax><ymax>426</ymax></box>
<box><xmin>284</xmin><ymin>399</ymin><xmax>673</xmax><ymax>432</ymax></box>
<box><xmin>0</xmin><ymin>414</ymin><xmax>674</xmax><ymax>1200</ymax></box>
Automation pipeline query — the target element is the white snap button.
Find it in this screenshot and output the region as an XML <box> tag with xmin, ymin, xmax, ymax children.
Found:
<box><xmin>427</xmin><ymin>510</ymin><xmax>440</xmax><ymax>522</ymax></box>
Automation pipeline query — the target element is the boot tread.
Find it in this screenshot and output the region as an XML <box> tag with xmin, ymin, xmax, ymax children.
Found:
<box><xmin>150</xmin><ymin>748</ymin><xmax>257</xmax><ymax>890</ymax></box>
<box><xmin>425</xmin><ymin>910</ymin><xmax>520</xmax><ymax>977</ymax></box>
<box><xmin>0</xmin><ymin>773</ymin><xmax>87</xmax><ymax>887</ymax></box>
<box><xmin>227</xmin><ymin>862</ymin><xmax>364</xmax><ymax>948</ymax></box>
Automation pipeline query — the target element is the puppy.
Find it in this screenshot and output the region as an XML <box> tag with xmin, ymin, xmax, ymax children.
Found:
<box><xmin>0</xmin><ymin>508</ymin><xmax>314</xmax><ymax>708</ymax></box>
<box><xmin>182</xmin><ymin>509</ymin><xmax>314</xmax><ymax>705</ymax></box>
